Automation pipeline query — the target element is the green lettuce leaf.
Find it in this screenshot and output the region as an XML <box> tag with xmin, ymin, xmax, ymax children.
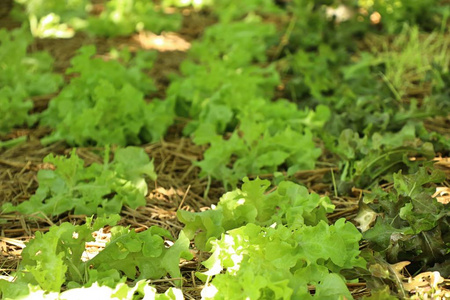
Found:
<box><xmin>178</xmin><ymin>178</ymin><xmax>334</xmax><ymax>250</ymax></box>
<box><xmin>2</xmin><ymin>147</ymin><xmax>156</xmax><ymax>216</ymax></box>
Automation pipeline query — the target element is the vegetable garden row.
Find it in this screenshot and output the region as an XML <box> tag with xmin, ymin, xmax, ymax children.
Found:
<box><xmin>0</xmin><ymin>0</ymin><xmax>449</xmax><ymax>299</ymax></box>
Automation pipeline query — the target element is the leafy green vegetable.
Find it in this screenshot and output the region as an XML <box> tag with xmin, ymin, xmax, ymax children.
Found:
<box><xmin>0</xmin><ymin>215</ymin><xmax>119</xmax><ymax>298</ymax></box>
<box><xmin>196</xmin><ymin>126</ymin><xmax>323</xmax><ymax>189</ymax></box>
<box><xmin>288</xmin><ymin>36</ymin><xmax>446</xmax><ymax>139</ymax></box>
<box><xmin>210</xmin><ymin>0</ymin><xmax>283</xmax><ymax>23</ymax></box>
<box><xmin>363</xmin><ymin>167</ymin><xmax>449</xmax><ymax>274</ymax></box>
<box><xmin>2</xmin><ymin>147</ymin><xmax>156</xmax><ymax>216</ymax></box>
<box><xmin>40</xmin><ymin>45</ymin><xmax>174</xmax><ymax>146</ymax></box>
<box><xmin>168</xmin><ymin>61</ymin><xmax>280</xmax><ymax>133</ymax></box>
<box><xmin>192</xmin><ymin>98</ymin><xmax>328</xmax><ymax>187</ymax></box>
<box><xmin>284</xmin><ymin>7</ymin><xmax>449</xmax><ymax>165</ymax></box>
<box><xmin>66</xmin><ymin>45</ymin><xmax>156</xmax><ymax>94</ymax></box>
<box><xmin>13</xmin><ymin>0</ymin><xmax>89</xmax><ymax>38</ymax></box>
<box><xmin>169</xmin><ymin>61</ymin><xmax>326</xmax><ymax>188</ymax></box>
<box><xmin>188</xmin><ymin>19</ymin><xmax>277</xmax><ymax>68</ymax></box>
<box><xmin>290</xmin><ymin>44</ymin><xmax>344</xmax><ymax>101</ymax></box>
<box><xmin>0</xmin><ymin>215</ymin><xmax>190</xmax><ymax>298</ymax></box>
<box><xmin>284</xmin><ymin>0</ymin><xmax>370</xmax><ymax>52</ymax></box>
<box><xmin>200</xmin><ymin>220</ymin><xmax>364</xmax><ymax>299</ymax></box>
<box><xmin>89</xmin><ymin>227</ymin><xmax>192</xmax><ymax>286</ymax></box>
<box><xmin>2</xmin><ymin>1</ymin><xmax>449</xmax><ymax>298</ymax></box>
<box><xmin>87</xmin><ymin>0</ymin><xmax>181</xmax><ymax>36</ymax></box>
<box><xmin>0</xmin><ymin>86</ymin><xmax>32</xmax><ymax>134</ymax></box>
<box><xmin>358</xmin><ymin>0</ymin><xmax>449</xmax><ymax>33</ymax></box>
<box><xmin>15</xmin><ymin>0</ymin><xmax>88</xmax><ymax>21</ymax></box>
<box><xmin>0</xmin><ymin>26</ymin><xmax>62</xmax><ymax>134</ymax></box>
<box><xmin>166</xmin><ymin>15</ymin><xmax>333</xmax><ymax>187</ymax></box>
<box><xmin>179</xmin><ymin>178</ymin><xmax>363</xmax><ymax>298</ymax></box>
<box><xmin>15</xmin><ymin>0</ymin><xmax>181</xmax><ymax>38</ymax></box>
<box><xmin>169</xmin><ymin>53</ymin><xmax>329</xmax><ymax>187</ymax></box>
<box><xmin>178</xmin><ymin>177</ymin><xmax>334</xmax><ymax>250</ymax></box>
<box><xmin>325</xmin><ymin>123</ymin><xmax>436</xmax><ymax>187</ymax></box>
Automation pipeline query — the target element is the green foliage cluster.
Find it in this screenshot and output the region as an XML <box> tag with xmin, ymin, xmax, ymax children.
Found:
<box><xmin>0</xmin><ymin>215</ymin><xmax>188</xmax><ymax>299</ymax></box>
<box><xmin>325</xmin><ymin>123</ymin><xmax>436</xmax><ymax>187</ymax></box>
<box><xmin>2</xmin><ymin>147</ymin><xmax>156</xmax><ymax>216</ymax></box>
<box><xmin>363</xmin><ymin>167</ymin><xmax>449</xmax><ymax>275</ymax></box>
<box><xmin>209</xmin><ymin>0</ymin><xmax>283</xmax><ymax>23</ymax></box>
<box><xmin>202</xmin><ymin>222</ymin><xmax>362</xmax><ymax>299</ymax></box>
<box><xmin>358</xmin><ymin>0</ymin><xmax>450</xmax><ymax>33</ymax></box>
<box><xmin>87</xmin><ymin>0</ymin><xmax>181</xmax><ymax>37</ymax></box>
<box><xmin>13</xmin><ymin>0</ymin><xmax>182</xmax><ymax>38</ymax></box>
<box><xmin>276</xmin><ymin>5</ymin><xmax>450</xmax><ymax>289</ymax></box>
<box><xmin>279</xmin><ymin>1</ymin><xmax>450</xmax><ymax>188</ymax></box>
<box><xmin>1</xmin><ymin>0</ymin><xmax>449</xmax><ymax>298</ymax></box>
<box><xmin>12</xmin><ymin>0</ymin><xmax>88</xmax><ymax>38</ymax></box>
<box><xmin>40</xmin><ymin>45</ymin><xmax>174</xmax><ymax>146</ymax></box>
<box><xmin>88</xmin><ymin>227</ymin><xmax>192</xmax><ymax>285</ymax></box>
<box><xmin>162</xmin><ymin>0</ymin><xmax>282</xmax><ymax>20</ymax></box>
<box><xmin>0</xmin><ymin>26</ymin><xmax>62</xmax><ymax>134</ymax></box>
<box><xmin>15</xmin><ymin>0</ymin><xmax>88</xmax><ymax>21</ymax></box>
<box><xmin>177</xmin><ymin>178</ymin><xmax>365</xmax><ymax>298</ymax></box>
<box><xmin>168</xmin><ymin>16</ymin><xmax>329</xmax><ymax>188</ymax></box>
<box><xmin>179</xmin><ymin>177</ymin><xmax>334</xmax><ymax>250</ymax></box>
<box><xmin>188</xmin><ymin>20</ymin><xmax>276</xmax><ymax>67</ymax></box>
<box><xmin>0</xmin><ymin>177</ymin><xmax>363</xmax><ymax>299</ymax></box>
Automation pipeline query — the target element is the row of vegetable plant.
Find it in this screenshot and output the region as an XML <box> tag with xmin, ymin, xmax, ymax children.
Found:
<box><xmin>0</xmin><ymin>0</ymin><xmax>449</xmax><ymax>299</ymax></box>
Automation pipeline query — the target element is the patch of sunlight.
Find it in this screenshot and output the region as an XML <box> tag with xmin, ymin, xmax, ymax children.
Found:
<box><xmin>133</xmin><ymin>31</ymin><xmax>191</xmax><ymax>52</ymax></box>
<box><xmin>201</xmin><ymin>283</ymin><xmax>218</xmax><ymax>299</ymax></box>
